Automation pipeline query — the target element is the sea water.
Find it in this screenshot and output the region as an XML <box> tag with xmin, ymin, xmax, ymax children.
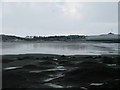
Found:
<box><xmin>0</xmin><ymin>42</ymin><xmax>119</xmax><ymax>55</ymax></box>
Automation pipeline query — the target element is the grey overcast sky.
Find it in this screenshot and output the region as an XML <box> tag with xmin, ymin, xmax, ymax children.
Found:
<box><xmin>2</xmin><ymin>2</ymin><xmax>118</xmax><ymax>37</ymax></box>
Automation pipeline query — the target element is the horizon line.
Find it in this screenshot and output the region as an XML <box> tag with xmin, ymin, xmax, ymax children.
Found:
<box><xmin>0</xmin><ymin>32</ymin><xmax>119</xmax><ymax>37</ymax></box>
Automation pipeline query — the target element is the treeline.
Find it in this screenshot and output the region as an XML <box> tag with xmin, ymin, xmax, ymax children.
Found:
<box><xmin>25</xmin><ymin>35</ymin><xmax>86</xmax><ymax>41</ymax></box>
<box><xmin>1</xmin><ymin>34</ymin><xmax>86</xmax><ymax>42</ymax></box>
<box><xmin>1</xmin><ymin>34</ymin><xmax>119</xmax><ymax>42</ymax></box>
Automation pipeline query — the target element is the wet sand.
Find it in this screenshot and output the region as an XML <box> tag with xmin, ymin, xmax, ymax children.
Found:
<box><xmin>2</xmin><ymin>54</ymin><xmax>120</xmax><ymax>89</ymax></box>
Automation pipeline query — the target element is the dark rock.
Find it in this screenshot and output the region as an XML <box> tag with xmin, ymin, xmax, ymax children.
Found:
<box><xmin>2</xmin><ymin>59</ymin><xmax>15</xmax><ymax>63</ymax></box>
<box><xmin>102</xmin><ymin>56</ymin><xmax>116</xmax><ymax>64</ymax></box>
<box><xmin>22</xmin><ymin>65</ymin><xmax>40</xmax><ymax>69</ymax></box>
<box><xmin>61</xmin><ymin>55</ymin><xmax>66</xmax><ymax>57</ymax></box>
<box><xmin>2</xmin><ymin>71</ymin><xmax>27</xmax><ymax>88</ymax></box>
<box><xmin>55</xmin><ymin>61</ymin><xmax>118</xmax><ymax>83</ymax></box>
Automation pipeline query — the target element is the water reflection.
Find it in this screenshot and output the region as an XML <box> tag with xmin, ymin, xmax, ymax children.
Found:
<box><xmin>0</xmin><ymin>42</ymin><xmax>119</xmax><ymax>55</ymax></box>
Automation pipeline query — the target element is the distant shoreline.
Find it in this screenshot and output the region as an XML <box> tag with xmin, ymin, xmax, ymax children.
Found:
<box><xmin>1</xmin><ymin>33</ymin><xmax>120</xmax><ymax>43</ymax></box>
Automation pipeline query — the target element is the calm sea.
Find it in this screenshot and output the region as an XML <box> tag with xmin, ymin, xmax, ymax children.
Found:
<box><xmin>0</xmin><ymin>42</ymin><xmax>119</xmax><ymax>55</ymax></box>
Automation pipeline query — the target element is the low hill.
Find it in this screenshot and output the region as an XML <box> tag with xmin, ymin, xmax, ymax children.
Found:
<box><xmin>0</xmin><ymin>34</ymin><xmax>25</xmax><ymax>42</ymax></box>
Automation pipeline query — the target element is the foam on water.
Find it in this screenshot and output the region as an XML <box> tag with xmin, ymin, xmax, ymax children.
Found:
<box><xmin>44</xmin><ymin>74</ymin><xmax>64</xmax><ymax>82</ymax></box>
<box><xmin>90</xmin><ymin>83</ymin><xmax>104</xmax><ymax>86</ymax></box>
<box><xmin>29</xmin><ymin>68</ymin><xmax>66</xmax><ymax>73</ymax></box>
<box><xmin>44</xmin><ymin>83</ymin><xmax>63</xmax><ymax>88</ymax></box>
<box><xmin>4</xmin><ymin>67</ymin><xmax>20</xmax><ymax>70</ymax></box>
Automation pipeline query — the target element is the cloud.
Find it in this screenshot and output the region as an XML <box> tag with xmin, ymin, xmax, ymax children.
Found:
<box><xmin>2</xmin><ymin>2</ymin><xmax>118</xmax><ymax>36</ymax></box>
<box><xmin>56</xmin><ymin>2</ymin><xmax>83</xmax><ymax>20</ymax></box>
<box><xmin>2</xmin><ymin>0</ymin><xmax>119</xmax><ymax>2</ymax></box>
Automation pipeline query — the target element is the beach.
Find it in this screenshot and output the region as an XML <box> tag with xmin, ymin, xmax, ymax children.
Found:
<box><xmin>2</xmin><ymin>1</ymin><xmax>119</xmax><ymax>89</ymax></box>
<box><xmin>2</xmin><ymin>54</ymin><xmax>120</xmax><ymax>89</ymax></box>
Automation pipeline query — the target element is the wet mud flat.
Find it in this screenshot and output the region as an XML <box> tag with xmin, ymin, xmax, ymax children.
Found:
<box><xmin>2</xmin><ymin>54</ymin><xmax>120</xmax><ymax>89</ymax></box>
